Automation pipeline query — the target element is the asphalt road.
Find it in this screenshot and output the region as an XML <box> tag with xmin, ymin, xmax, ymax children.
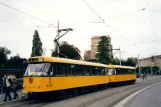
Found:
<box><xmin>123</xmin><ymin>80</ymin><xmax>161</xmax><ymax>107</ymax></box>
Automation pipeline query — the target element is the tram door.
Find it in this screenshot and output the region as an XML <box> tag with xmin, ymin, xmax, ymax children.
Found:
<box><xmin>47</xmin><ymin>66</ymin><xmax>53</xmax><ymax>88</ymax></box>
<box><xmin>108</xmin><ymin>69</ymin><xmax>116</xmax><ymax>82</ymax></box>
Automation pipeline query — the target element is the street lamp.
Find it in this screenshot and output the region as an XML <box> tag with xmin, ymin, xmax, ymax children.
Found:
<box><xmin>138</xmin><ymin>54</ymin><xmax>141</xmax><ymax>74</ymax></box>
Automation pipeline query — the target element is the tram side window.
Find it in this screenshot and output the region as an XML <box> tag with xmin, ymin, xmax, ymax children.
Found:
<box><xmin>100</xmin><ymin>67</ymin><xmax>106</xmax><ymax>75</ymax></box>
<box><xmin>89</xmin><ymin>66</ymin><xmax>95</xmax><ymax>75</ymax></box>
<box><xmin>95</xmin><ymin>67</ymin><xmax>100</xmax><ymax>75</ymax></box>
<box><xmin>117</xmin><ymin>68</ymin><xmax>127</xmax><ymax>74</ymax></box>
<box><xmin>123</xmin><ymin>69</ymin><xmax>127</xmax><ymax>74</ymax></box>
<box><xmin>54</xmin><ymin>63</ymin><xmax>66</xmax><ymax>76</ymax></box>
<box><xmin>123</xmin><ymin>69</ymin><xmax>129</xmax><ymax>74</ymax></box>
<box><xmin>128</xmin><ymin>69</ymin><xmax>132</xmax><ymax>74</ymax></box>
<box><xmin>134</xmin><ymin>69</ymin><xmax>136</xmax><ymax>74</ymax></box>
<box><xmin>83</xmin><ymin>66</ymin><xmax>90</xmax><ymax>76</ymax></box>
<box><xmin>76</xmin><ymin>65</ymin><xmax>84</xmax><ymax>75</ymax></box>
<box><xmin>116</xmin><ymin>69</ymin><xmax>120</xmax><ymax>74</ymax></box>
<box><xmin>66</xmin><ymin>64</ymin><xmax>75</xmax><ymax>75</ymax></box>
<box><xmin>128</xmin><ymin>69</ymin><xmax>135</xmax><ymax>74</ymax></box>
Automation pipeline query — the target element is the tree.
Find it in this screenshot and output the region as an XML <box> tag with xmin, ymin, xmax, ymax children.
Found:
<box><xmin>31</xmin><ymin>30</ymin><xmax>43</xmax><ymax>57</ymax></box>
<box><xmin>0</xmin><ymin>46</ymin><xmax>11</xmax><ymax>68</ymax></box>
<box><xmin>96</xmin><ymin>36</ymin><xmax>112</xmax><ymax>64</ymax></box>
<box><xmin>112</xmin><ymin>57</ymin><xmax>120</xmax><ymax>65</ymax></box>
<box><xmin>126</xmin><ymin>57</ymin><xmax>137</xmax><ymax>66</ymax></box>
<box><xmin>112</xmin><ymin>57</ymin><xmax>137</xmax><ymax>67</ymax></box>
<box><xmin>51</xmin><ymin>41</ymin><xmax>81</xmax><ymax>60</ymax></box>
<box><xmin>4</xmin><ymin>54</ymin><xmax>27</xmax><ymax>69</ymax></box>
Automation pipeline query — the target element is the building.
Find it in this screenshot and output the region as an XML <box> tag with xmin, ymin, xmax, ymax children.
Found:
<box><xmin>84</xmin><ymin>50</ymin><xmax>91</xmax><ymax>60</ymax></box>
<box><xmin>139</xmin><ymin>55</ymin><xmax>161</xmax><ymax>69</ymax></box>
<box><xmin>138</xmin><ymin>55</ymin><xmax>161</xmax><ymax>74</ymax></box>
<box><xmin>91</xmin><ymin>35</ymin><xmax>113</xmax><ymax>59</ymax></box>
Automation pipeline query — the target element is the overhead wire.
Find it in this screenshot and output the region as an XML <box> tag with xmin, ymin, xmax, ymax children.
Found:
<box><xmin>144</xmin><ymin>0</ymin><xmax>152</xmax><ymax>9</ymax></box>
<box><xmin>0</xmin><ymin>1</ymin><xmax>57</xmax><ymax>28</ymax></box>
<box><xmin>103</xmin><ymin>22</ymin><xmax>131</xmax><ymax>42</ymax></box>
<box><xmin>107</xmin><ymin>10</ymin><xmax>141</xmax><ymax>19</ymax></box>
<box><xmin>84</xmin><ymin>0</ymin><xmax>103</xmax><ymax>21</ymax></box>
<box><xmin>83</xmin><ymin>0</ymin><xmax>158</xmax><ymax>57</ymax></box>
<box><xmin>84</xmin><ymin>0</ymin><xmax>134</xmax><ymax>43</ymax></box>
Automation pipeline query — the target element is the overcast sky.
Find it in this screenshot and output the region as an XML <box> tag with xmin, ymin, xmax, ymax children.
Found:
<box><xmin>0</xmin><ymin>0</ymin><xmax>161</xmax><ymax>59</ymax></box>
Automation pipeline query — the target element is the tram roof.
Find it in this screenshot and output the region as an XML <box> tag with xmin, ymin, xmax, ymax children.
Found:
<box><xmin>27</xmin><ymin>56</ymin><xmax>108</xmax><ymax>68</ymax></box>
<box><xmin>108</xmin><ymin>64</ymin><xmax>136</xmax><ymax>69</ymax></box>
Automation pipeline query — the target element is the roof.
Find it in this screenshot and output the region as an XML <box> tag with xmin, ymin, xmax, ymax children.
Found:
<box><xmin>84</xmin><ymin>50</ymin><xmax>91</xmax><ymax>56</ymax></box>
<box><xmin>108</xmin><ymin>64</ymin><xmax>136</xmax><ymax>69</ymax></box>
<box><xmin>91</xmin><ymin>35</ymin><xmax>111</xmax><ymax>39</ymax></box>
<box><xmin>28</xmin><ymin>56</ymin><xmax>107</xmax><ymax>68</ymax></box>
<box><xmin>91</xmin><ymin>36</ymin><xmax>101</xmax><ymax>39</ymax></box>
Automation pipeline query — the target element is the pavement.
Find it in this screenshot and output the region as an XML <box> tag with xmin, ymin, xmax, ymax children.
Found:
<box><xmin>0</xmin><ymin>90</ymin><xmax>21</xmax><ymax>103</ymax></box>
<box><xmin>136</xmin><ymin>75</ymin><xmax>161</xmax><ymax>83</ymax></box>
<box><xmin>123</xmin><ymin>81</ymin><xmax>161</xmax><ymax>107</ymax></box>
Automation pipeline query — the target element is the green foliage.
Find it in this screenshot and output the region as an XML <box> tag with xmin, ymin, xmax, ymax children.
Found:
<box><xmin>96</xmin><ymin>36</ymin><xmax>111</xmax><ymax>64</ymax></box>
<box><xmin>126</xmin><ymin>57</ymin><xmax>138</xmax><ymax>66</ymax></box>
<box><xmin>31</xmin><ymin>30</ymin><xmax>43</xmax><ymax>57</ymax></box>
<box><xmin>151</xmin><ymin>56</ymin><xmax>155</xmax><ymax>62</ymax></box>
<box><xmin>4</xmin><ymin>54</ymin><xmax>27</xmax><ymax>69</ymax></box>
<box><xmin>112</xmin><ymin>57</ymin><xmax>120</xmax><ymax>65</ymax></box>
<box><xmin>0</xmin><ymin>46</ymin><xmax>11</xmax><ymax>68</ymax></box>
<box><xmin>112</xmin><ymin>57</ymin><xmax>137</xmax><ymax>67</ymax></box>
<box><xmin>51</xmin><ymin>41</ymin><xmax>81</xmax><ymax>60</ymax></box>
<box><xmin>137</xmin><ymin>66</ymin><xmax>160</xmax><ymax>75</ymax></box>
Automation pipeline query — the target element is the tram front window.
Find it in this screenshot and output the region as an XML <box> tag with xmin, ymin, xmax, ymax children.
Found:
<box><xmin>25</xmin><ymin>63</ymin><xmax>51</xmax><ymax>76</ymax></box>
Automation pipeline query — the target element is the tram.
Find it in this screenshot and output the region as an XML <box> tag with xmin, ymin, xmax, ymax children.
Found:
<box><xmin>22</xmin><ymin>56</ymin><xmax>136</xmax><ymax>99</ymax></box>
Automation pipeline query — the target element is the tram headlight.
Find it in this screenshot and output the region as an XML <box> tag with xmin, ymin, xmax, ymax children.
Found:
<box><xmin>36</xmin><ymin>84</ymin><xmax>40</xmax><ymax>88</ymax></box>
<box><xmin>23</xmin><ymin>84</ymin><xmax>26</xmax><ymax>88</ymax></box>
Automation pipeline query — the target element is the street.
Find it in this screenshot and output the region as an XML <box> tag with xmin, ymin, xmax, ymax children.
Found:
<box><xmin>123</xmin><ymin>79</ymin><xmax>161</xmax><ymax>107</ymax></box>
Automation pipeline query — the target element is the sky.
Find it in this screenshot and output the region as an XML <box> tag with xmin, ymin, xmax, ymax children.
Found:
<box><xmin>0</xmin><ymin>0</ymin><xmax>161</xmax><ymax>59</ymax></box>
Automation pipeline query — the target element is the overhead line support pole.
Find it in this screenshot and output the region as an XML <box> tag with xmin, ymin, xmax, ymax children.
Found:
<box><xmin>119</xmin><ymin>46</ymin><xmax>121</xmax><ymax>65</ymax></box>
